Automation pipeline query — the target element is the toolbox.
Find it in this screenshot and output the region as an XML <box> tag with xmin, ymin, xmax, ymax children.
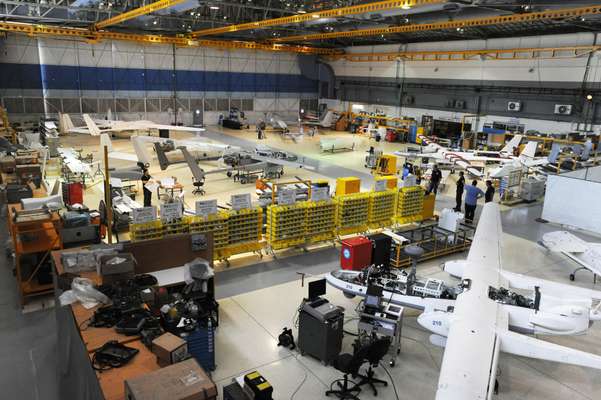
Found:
<box><xmin>340</xmin><ymin>236</ymin><xmax>372</xmax><ymax>271</ymax></box>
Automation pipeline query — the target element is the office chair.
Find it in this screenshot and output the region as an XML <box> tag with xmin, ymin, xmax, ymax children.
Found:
<box><xmin>192</xmin><ymin>177</ymin><xmax>205</xmax><ymax>196</ymax></box>
<box><xmin>354</xmin><ymin>337</ymin><xmax>391</xmax><ymax>396</ymax></box>
<box><xmin>326</xmin><ymin>344</ymin><xmax>371</xmax><ymax>399</ymax></box>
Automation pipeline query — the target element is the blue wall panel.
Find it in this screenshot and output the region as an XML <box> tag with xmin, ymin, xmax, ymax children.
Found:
<box><xmin>1</xmin><ymin>63</ymin><xmax>318</xmax><ymax>93</ymax></box>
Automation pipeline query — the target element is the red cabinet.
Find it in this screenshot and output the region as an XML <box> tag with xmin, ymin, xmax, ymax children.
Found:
<box><xmin>340</xmin><ymin>236</ymin><xmax>372</xmax><ymax>271</ymax></box>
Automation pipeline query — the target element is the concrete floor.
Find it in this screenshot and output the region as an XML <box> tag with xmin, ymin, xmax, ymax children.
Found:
<box><xmin>3</xmin><ymin>200</ymin><xmax>601</xmax><ymax>400</ymax></box>
<box><xmin>3</xmin><ymin>127</ymin><xmax>601</xmax><ymax>399</ymax></box>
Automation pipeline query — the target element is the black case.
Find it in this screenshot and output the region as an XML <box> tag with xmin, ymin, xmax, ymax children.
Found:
<box><xmin>368</xmin><ymin>233</ymin><xmax>392</xmax><ymax>269</ymax></box>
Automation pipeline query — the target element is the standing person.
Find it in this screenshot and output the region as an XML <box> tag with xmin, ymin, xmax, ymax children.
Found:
<box><xmin>454</xmin><ymin>171</ymin><xmax>465</xmax><ymax>212</ymax></box>
<box><xmin>141</xmin><ymin>168</ymin><xmax>152</xmax><ymax>207</ymax></box>
<box><xmin>485</xmin><ymin>180</ymin><xmax>495</xmax><ymax>203</ymax></box>
<box><xmin>426</xmin><ymin>164</ymin><xmax>442</xmax><ymax>195</ymax></box>
<box><xmin>464</xmin><ymin>180</ymin><xmax>484</xmax><ymax>223</ymax></box>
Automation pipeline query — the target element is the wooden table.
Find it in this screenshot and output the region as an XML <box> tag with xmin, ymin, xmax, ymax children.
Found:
<box><xmin>53</xmin><ymin>233</ymin><xmax>214</xmax><ymax>400</ymax></box>
<box><xmin>52</xmin><ymin>250</ymin><xmax>161</xmax><ymax>400</ymax></box>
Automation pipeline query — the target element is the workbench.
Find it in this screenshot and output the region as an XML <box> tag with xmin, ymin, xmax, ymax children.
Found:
<box><xmin>53</xmin><ymin>233</ymin><xmax>214</xmax><ymax>400</ymax></box>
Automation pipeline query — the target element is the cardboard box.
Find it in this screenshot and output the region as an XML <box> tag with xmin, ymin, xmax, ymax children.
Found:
<box><xmin>98</xmin><ymin>253</ymin><xmax>136</xmax><ymax>275</ymax></box>
<box><xmin>125</xmin><ymin>358</ymin><xmax>217</xmax><ymax>400</ymax></box>
<box><xmin>152</xmin><ymin>332</ymin><xmax>189</xmax><ymax>366</ymax></box>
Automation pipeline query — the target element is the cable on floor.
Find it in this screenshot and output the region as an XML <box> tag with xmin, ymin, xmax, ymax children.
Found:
<box><xmin>379</xmin><ymin>362</ymin><xmax>400</xmax><ymax>400</ymax></box>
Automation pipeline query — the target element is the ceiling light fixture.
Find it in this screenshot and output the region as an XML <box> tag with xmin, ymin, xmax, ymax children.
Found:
<box><xmin>297</xmin><ymin>10</ymin><xmax>307</xmax><ymax>14</ymax></box>
<box><xmin>401</xmin><ymin>3</ymin><xmax>411</xmax><ymax>10</ymax></box>
<box><xmin>312</xmin><ymin>14</ymin><xmax>320</xmax><ymax>18</ymax></box>
<box><xmin>209</xmin><ymin>5</ymin><xmax>219</xmax><ymax>10</ymax></box>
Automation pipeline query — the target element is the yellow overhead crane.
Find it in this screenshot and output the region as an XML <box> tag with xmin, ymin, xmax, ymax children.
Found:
<box><xmin>273</xmin><ymin>4</ymin><xmax>601</xmax><ymax>42</ymax></box>
<box><xmin>190</xmin><ymin>0</ymin><xmax>445</xmax><ymax>37</ymax></box>
<box><xmin>0</xmin><ymin>21</ymin><xmax>340</xmax><ymax>55</ymax></box>
<box><xmin>94</xmin><ymin>0</ymin><xmax>187</xmax><ymax>29</ymax></box>
<box><xmin>331</xmin><ymin>45</ymin><xmax>601</xmax><ymax>62</ymax></box>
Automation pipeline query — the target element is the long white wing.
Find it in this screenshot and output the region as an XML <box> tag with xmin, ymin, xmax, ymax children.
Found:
<box><xmin>467</xmin><ymin>203</ymin><xmax>503</xmax><ymax>272</ymax></box>
<box><xmin>541</xmin><ymin>231</ymin><xmax>601</xmax><ymax>276</ymax></box>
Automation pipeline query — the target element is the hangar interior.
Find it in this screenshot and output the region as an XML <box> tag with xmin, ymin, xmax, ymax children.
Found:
<box><xmin>1</xmin><ymin>1</ymin><xmax>601</xmax><ymax>400</ymax></box>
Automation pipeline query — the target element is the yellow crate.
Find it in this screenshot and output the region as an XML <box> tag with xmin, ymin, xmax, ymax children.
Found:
<box><xmin>395</xmin><ymin>186</ymin><xmax>424</xmax><ymax>223</ymax></box>
<box><xmin>335</xmin><ymin>192</ymin><xmax>370</xmax><ymax>235</ymax></box>
<box><xmin>335</xmin><ymin>177</ymin><xmax>361</xmax><ymax>196</ymax></box>
<box><xmin>266</xmin><ymin>203</ymin><xmax>307</xmax><ymax>249</ymax></box>
<box><xmin>130</xmin><ymin>220</ymin><xmax>163</xmax><ymax>242</ymax></box>
<box><xmin>368</xmin><ymin>190</ymin><xmax>396</xmax><ymax>229</ymax></box>
<box><xmin>303</xmin><ymin>200</ymin><xmax>336</xmax><ymax>242</ymax></box>
<box><xmin>422</xmin><ymin>193</ymin><xmax>436</xmax><ymax>220</ymax></box>
<box><xmin>187</xmin><ymin>213</ymin><xmax>230</xmax><ymax>252</ymax></box>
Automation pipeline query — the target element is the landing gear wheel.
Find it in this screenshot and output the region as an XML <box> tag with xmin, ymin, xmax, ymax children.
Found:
<box><xmin>226</xmin><ymin>171</ymin><xmax>232</xmax><ymax>178</ymax></box>
<box><xmin>569</xmin><ymin>273</ymin><xmax>575</xmax><ymax>281</ymax></box>
<box><xmin>240</xmin><ymin>176</ymin><xmax>247</xmax><ymax>184</ymax></box>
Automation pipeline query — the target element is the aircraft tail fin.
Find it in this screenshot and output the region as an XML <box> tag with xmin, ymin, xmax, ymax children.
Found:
<box><xmin>320</xmin><ymin>111</ymin><xmax>334</xmax><ymax>128</ymax></box>
<box><xmin>131</xmin><ymin>136</ymin><xmax>152</xmax><ymax>167</ymax></box>
<box><xmin>519</xmin><ymin>141</ymin><xmax>538</xmax><ymax>159</ymax></box>
<box><xmin>498</xmin><ymin>329</ymin><xmax>601</xmax><ymax>370</ymax></box>
<box><xmin>83</xmin><ymin>114</ymin><xmax>101</xmax><ymax>136</ymax></box>
<box><xmin>107</xmin><ymin>108</ymin><xmax>113</xmax><ymax>121</ymax></box>
<box><xmin>501</xmin><ymin>134</ymin><xmax>522</xmax><ymax>154</ymax></box>
<box><xmin>100</xmin><ymin>133</ymin><xmax>113</xmax><ymax>153</ymax></box>
<box><xmin>59</xmin><ymin>113</ymin><xmax>74</xmax><ymax>134</ymax></box>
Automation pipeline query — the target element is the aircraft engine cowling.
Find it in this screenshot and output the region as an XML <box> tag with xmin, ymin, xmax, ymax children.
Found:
<box><xmin>443</xmin><ymin>260</ymin><xmax>467</xmax><ymax>279</ymax></box>
<box><xmin>530</xmin><ymin>305</ymin><xmax>591</xmax><ymax>335</ymax></box>
<box><xmin>417</xmin><ymin>311</ymin><xmax>451</xmax><ymax>337</ymax></box>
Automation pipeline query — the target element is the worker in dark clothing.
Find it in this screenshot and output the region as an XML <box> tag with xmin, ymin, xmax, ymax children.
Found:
<box><xmin>141</xmin><ymin>168</ymin><xmax>152</xmax><ymax>207</ymax></box>
<box><xmin>485</xmin><ymin>180</ymin><xmax>495</xmax><ymax>203</ymax></box>
<box><xmin>454</xmin><ymin>171</ymin><xmax>465</xmax><ymax>212</ymax></box>
<box><xmin>426</xmin><ymin>164</ymin><xmax>442</xmax><ymax>195</ymax></box>
<box><xmin>464</xmin><ymin>180</ymin><xmax>484</xmax><ymax>223</ymax></box>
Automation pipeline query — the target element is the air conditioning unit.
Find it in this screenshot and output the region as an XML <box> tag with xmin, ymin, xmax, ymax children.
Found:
<box><xmin>445</xmin><ymin>100</ymin><xmax>455</xmax><ymax>108</ymax></box>
<box><xmin>554</xmin><ymin>104</ymin><xmax>573</xmax><ymax>115</ymax></box>
<box><xmin>454</xmin><ymin>100</ymin><xmax>466</xmax><ymax>109</ymax></box>
<box><xmin>402</xmin><ymin>95</ymin><xmax>415</xmax><ymax>105</ymax></box>
<box><xmin>507</xmin><ymin>101</ymin><xmax>521</xmax><ymax>112</ymax></box>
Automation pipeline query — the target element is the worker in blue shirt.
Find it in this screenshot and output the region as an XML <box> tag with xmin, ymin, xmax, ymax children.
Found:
<box><xmin>464</xmin><ymin>180</ymin><xmax>484</xmax><ymax>223</ymax></box>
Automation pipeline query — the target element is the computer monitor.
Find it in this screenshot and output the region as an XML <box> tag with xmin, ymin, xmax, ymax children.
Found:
<box><xmin>365</xmin><ymin>285</ymin><xmax>383</xmax><ymax>309</ymax></box>
<box><xmin>308</xmin><ymin>278</ymin><xmax>327</xmax><ymax>300</ymax></box>
<box><xmin>365</xmin><ymin>294</ymin><xmax>380</xmax><ymax>308</ymax></box>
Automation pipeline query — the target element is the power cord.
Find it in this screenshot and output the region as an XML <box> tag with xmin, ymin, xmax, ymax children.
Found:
<box><xmin>379</xmin><ymin>362</ymin><xmax>400</xmax><ymax>400</ymax></box>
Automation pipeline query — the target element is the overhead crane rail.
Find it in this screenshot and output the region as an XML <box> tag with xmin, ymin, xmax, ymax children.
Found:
<box><xmin>332</xmin><ymin>45</ymin><xmax>601</xmax><ymax>62</ymax></box>
<box><xmin>190</xmin><ymin>0</ymin><xmax>445</xmax><ymax>37</ymax></box>
<box><xmin>0</xmin><ymin>21</ymin><xmax>341</xmax><ymax>55</ymax></box>
<box><xmin>94</xmin><ymin>0</ymin><xmax>186</xmax><ymax>29</ymax></box>
<box><xmin>273</xmin><ymin>4</ymin><xmax>601</xmax><ymax>42</ymax></box>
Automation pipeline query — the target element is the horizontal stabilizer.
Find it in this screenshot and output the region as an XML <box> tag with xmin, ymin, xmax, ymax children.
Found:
<box><xmin>498</xmin><ymin>330</ymin><xmax>601</xmax><ymax>370</ymax></box>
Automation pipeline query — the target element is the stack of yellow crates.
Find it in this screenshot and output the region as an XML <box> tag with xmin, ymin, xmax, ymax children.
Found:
<box><xmin>187</xmin><ymin>213</ymin><xmax>230</xmax><ymax>258</ymax></box>
<box><xmin>368</xmin><ymin>190</ymin><xmax>397</xmax><ymax>229</ymax></box>
<box><xmin>266</xmin><ymin>203</ymin><xmax>307</xmax><ymax>250</ymax></box>
<box><xmin>303</xmin><ymin>200</ymin><xmax>336</xmax><ymax>243</ymax></box>
<box><xmin>130</xmin><ymin>220</ymin><xmax>164</xmax><ymax>242</ymax></box>
<box><xmin>335</xmin><ymin>177</ymin><xmax>361</xmax><ymax>196</ymax></box>
<box><xmin>395</xmin><ymin>186</ymin><xmax>425</xmax><ymax>224</ymax></box>
<box><xmin>162</xmin><ymin>219</ymin><xmax>190</xmax><ymax>237</ymax></box>
<box><xmin>224</xmin><ymin>207</ymin><xmax>263</xmax><ymax>256</ymax></box>
<box><xmin>335</xmin><ymin>192</ymin><xmax>370</xmax><ymax>235</ymax></box>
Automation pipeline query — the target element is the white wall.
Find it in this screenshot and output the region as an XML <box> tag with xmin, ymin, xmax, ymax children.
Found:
<box><xmin>542</xmin><ymin>169</ymin><xmax>601</xmax><ymax>235</ymax></box>
<box><xmin>330</xmin><ymin>32</ymin><xmax>601</xmax><ymax>84</ymax></box>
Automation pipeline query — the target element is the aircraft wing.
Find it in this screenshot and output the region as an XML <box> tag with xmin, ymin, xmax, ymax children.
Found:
<box><xmin>68</xmin><ymin>127</ymin><xmax>93</xmax><ymax>135</ymax></box>
<box><xmin>58</xmin><ymin>148</ymin><xmax>93</xmax><ymax>174</ymax></box>
<box><xmin>138</xmin><ymin>122</ymin><xmax>205</xmax><ymax>133</ymax></box>
<box><xmin>251</xmin><ymin>154</ymin><xmax>315</xmax><ymax>171</ymax></box>
<box><xmin>541</xmin><ymin>231</ymin><xmax>601</xmax><ymax>276</ymax></box>
<box><xmin>108</xmin><ymin>151</ymin><xmax>139</xmax><ymax>162</ymax></box>
<box><xmin>437</xmin><ymin>204</ymin><xmax>601</xmax><ymax>399</ymax></box>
